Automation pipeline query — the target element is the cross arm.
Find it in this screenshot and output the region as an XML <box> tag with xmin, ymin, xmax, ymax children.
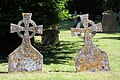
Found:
<box><xmin>10</xmin><ymin>23</ymin><xmax>25</xmax><ymax>33</ymax></box>
<box><xmin>71</xmin><ymin>28</ymin><xmax>84</xmax><ymax>36</ymax></box>
<box><xmin>29</xmin><ymin>25</ymin><xmax>43</xmax><ymax>34</ymax></box>
<box><xmin>94</xmin><ymin>23</ymin><xmax>103</xmax><ymax>32</ymax></box>
<box><xmin>86</xmin><ymin>22</ymin><xmax>103</xmax><ymax>32</ymax></box>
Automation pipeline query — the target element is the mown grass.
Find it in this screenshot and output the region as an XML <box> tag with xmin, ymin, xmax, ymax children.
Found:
<box><xmin>0</xmin><ymin>20</ymin><xmax>120</xmax><ymax>80</ymax></box>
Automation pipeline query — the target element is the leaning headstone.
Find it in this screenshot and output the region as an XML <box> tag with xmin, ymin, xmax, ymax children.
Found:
<box><xmin>8</xmin><ymin>13</ymin><xmax>43</xmax><ymax>72</ymax></box>
<box><xmin>102</xmin><ymin>10</ymin><xmax>116</xmax><ymax>32</ymax></box>
<box><xmin>71</xmin><ymin>14</ymin><xmax>110</xmax><ymax>72</ymax></box>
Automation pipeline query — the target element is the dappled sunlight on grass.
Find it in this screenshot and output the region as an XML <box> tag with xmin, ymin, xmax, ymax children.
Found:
<box><xmin>0</xmin><ymin>20</ymin><xmax>120</xmax><ymax>80</ymax></box>
<box><xmin>0</xmin><ymin>70</ymin><xmax>120</xmax><ymax>80</ymax></box>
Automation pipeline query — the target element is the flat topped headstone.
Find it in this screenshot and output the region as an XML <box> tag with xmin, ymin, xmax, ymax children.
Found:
<box><xmin>8</xmin><ymin>13</ymin><xmax>43</xmax><ymax>72</ymax></box>
<box><xmin>102</xmin><ymin>10</ymin><xmax>116</xmax><ymax>32</ymax></box>
<box><xmin>71</xmin><ymin>14</ymin><xmax>110</xmax><ymax>72</ymax></box>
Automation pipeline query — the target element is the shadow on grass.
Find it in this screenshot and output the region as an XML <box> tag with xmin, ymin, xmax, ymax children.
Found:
<box><xmin>35</xmin><ymin>41</ymin><xmax>83</xmax><ymax>65</ymax></box>
<box><xmin>96</xmin><ymin>36</ymin><xmax>120</xmax><ymax>40</ymax></box>
<box><xmin>49</xmin><ymin>70</ymin><xmax>76</xmax><ymax>73</ymax></box>
<box><xmin>0</xmin><ymin>59</ymin><xmax>7</xmax><ymax>64</ymax></box>
<box><xmin>0</xmin><ymin>72</ymin><xmax>8</xmax><ymax>74</ymax></box>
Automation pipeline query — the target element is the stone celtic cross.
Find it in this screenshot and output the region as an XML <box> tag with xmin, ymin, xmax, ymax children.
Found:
<box><xmin>71</xmin><ymin>14</ymin><xmax>110</xmax><ymax>72</ymax></box>
<box><xmin>9</xmin><ymin>13</ymin><xmax>43</xmax><ymax>72</ymax></box>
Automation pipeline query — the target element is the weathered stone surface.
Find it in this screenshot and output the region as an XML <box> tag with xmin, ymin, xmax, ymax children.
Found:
<box><xmin>8</xmin><ymin>13</ymin><xmax>43</xmax><ymax>72</ymax></box>
<box><xmin>71</xmin><ymin>14</ymin><xmax>110</xmax><ymax>72</ymax></box>
<box><xmin>102</xmin><ymin>10</ymin><xmax>116</xmax><ymax>32</ymax></box>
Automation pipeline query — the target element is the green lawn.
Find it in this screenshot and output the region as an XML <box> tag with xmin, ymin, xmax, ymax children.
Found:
<box><xmin>0</xmin><ymin>20</ymin><xmax>120</xmax><ymax>80</ymax></box>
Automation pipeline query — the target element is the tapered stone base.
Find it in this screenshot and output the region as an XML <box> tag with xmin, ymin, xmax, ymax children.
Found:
<box><xmin>75</xmin><ymin>44</ymin><xmax>110</xmax><ymax>72</ymax></box>
<box><xmin>8</xmin><ymin>44</ymin><xmax>43</xmax><ymax>72</ymax></box>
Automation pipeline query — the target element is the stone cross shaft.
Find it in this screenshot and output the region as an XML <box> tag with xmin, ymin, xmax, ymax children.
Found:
<box><xmin>71</xmin><ymin>14</ymin><xmax>110</xmax><ymax>72</ymax></box>
<box><xmin>9</xmin><ymin>13</ymin><xmax>43</xmax><ymax>72</ymax></box>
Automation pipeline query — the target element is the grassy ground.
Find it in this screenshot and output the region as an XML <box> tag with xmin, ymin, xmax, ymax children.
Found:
<box><xmin>0</xmin><ymin>20</ymin><xmax>120</xmax><ymax>80</ymax></box>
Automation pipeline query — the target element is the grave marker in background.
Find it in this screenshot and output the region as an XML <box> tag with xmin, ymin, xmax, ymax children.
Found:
<box><xmin>102</xmin><ymin>10</ymin><xmax>116</xmax><ymax>32</ymax></box>
<box><xmin>71</xmin><ymin>14</ymin><xmax>110</xmax><ymax>72</ymax></box>
<box><xmin>9</xmin><ymin>13</ymin><xmax>43</xmax><ymax>72</ymax></box>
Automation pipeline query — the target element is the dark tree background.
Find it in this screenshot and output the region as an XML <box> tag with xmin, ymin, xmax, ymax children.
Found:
<box><xmin>67</xmin><ymin>0</ymin><xmax>120</xmax><ymax>19</ymax></box>
<box><xmin>0</xmin><ymin>0</ymin><xmax>69</xmax><ymax>59</ymax></box>
<box><xmin>67</xmin><ymin>0</ymin><xmax>104</xmax><ymax>19</ymax></box>
<box><xmin>0</xmin><ymin>0</ymin><xmax>120</xmax><ymax>59</ymax></box>
<box><xmin>105</xmin><ymin>0</ymin><xmax>120</xmax><ymax>12</ymax></box>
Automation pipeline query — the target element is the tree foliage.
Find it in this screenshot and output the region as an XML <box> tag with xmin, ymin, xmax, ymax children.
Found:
<box><xmin>0</xmin><ymin>0</ymin><xmax>69</xmax><ymax>58</ymax></box>
<box><xmin>67</xmin><ymin>0</ymin><xmax>120</xmax><ymax>15</ymax></box>
<box><xmin>0</xmin><ymin>0</ymin><xmax>69</xmax><ymax>33</ymax></box>
<box><xmin>104</xmin><ymin>0</ymin><xmax>120</xmax><ymax>11</ymax></box>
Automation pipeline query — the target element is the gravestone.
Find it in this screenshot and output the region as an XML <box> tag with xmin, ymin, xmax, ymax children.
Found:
<box><xmin>102</xmin><ymin>10</ymin><xmax>116</xmax><ymax>32</ymax></box>
<box><xmin>71</xmin><ymin>14</ymin><xmax>110</xmax><ymax>72</ymax></box>
<box><xmin>8</xmin><ymin>13</ymin><xmax>43</xmax><ymax>72</ymax></box>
